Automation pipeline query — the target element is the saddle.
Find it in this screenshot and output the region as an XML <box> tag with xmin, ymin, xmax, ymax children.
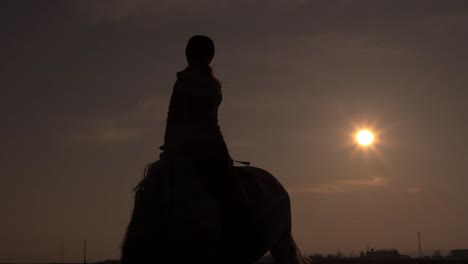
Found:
<box><xmin>159</xmin><ymin>145</ymin><xmax>250</xmax><ymax>166</ymax></box>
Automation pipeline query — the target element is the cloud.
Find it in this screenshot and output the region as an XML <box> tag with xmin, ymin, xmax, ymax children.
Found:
<box><xmin>65</xmin><ymin>0</ymin><xmax>345</xmax><ymax>24</ymax></box>
<box><xmin>407</xmin><ymin>187</ymin><xmax>421</xmax><ymax>194</ymax></box>
<box><xmin>334</xmin><ymin>0</ymin><xmax>355</xmax><ymax>8</ymax></box>
<box><xmin>289</xmin><ymin>177</ymin><xmax>388</xmax><ymax>194</ymax></box>
<box><xmin>72</xmin><ymin>95</ymin><xmax>167</xmax><ymax>143</ymax></box>
<box><xmin>424</xmin><ymin>15</ymin><xmax>468</xmax><ymax>32</ymax></box>
<box><xmin>65</xmin><ymin>0</ymin><xmax>232</xmax><ymax>24</ymax></box>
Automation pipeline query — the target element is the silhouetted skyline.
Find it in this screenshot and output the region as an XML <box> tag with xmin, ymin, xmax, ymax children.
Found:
<box><xmin>1</xmin><ymin>0</ymin><xmax>468</xmax><ymax>262</ymax></box>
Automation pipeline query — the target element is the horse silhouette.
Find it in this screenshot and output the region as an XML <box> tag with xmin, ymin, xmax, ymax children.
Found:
<box><xmin>121</xmin><ymin>158</ymin><xmax>309</xmax><ymax>264</ymax></box>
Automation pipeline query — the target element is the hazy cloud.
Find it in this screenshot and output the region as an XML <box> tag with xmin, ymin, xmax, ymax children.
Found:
<box><xmin>289</xmin><ymin>177</ymin><xmax>388</xmax><ymax>194</ymax></box>
<box><xmin>65</xmin><ymin>0</ymin><xmax>232</xmax><ymax>24</ymax></box>
<box><xmin>72</xmin><ymin>96</ymin><xmax>167</xmax><ymax>143</ymax></box>
<box><xmin>423</xmin><ymin>15</ymin><xmax>468</xmax><ymax>32</ymax></box>
<box><xmin>335</xmin><ymin>0</ymin><xmax>355</xmax><ymax>8</ymax></box>
<box><xmin>407</xmin><ymin>187</ymin><xmax>422</xmax><ymax>194</ymax></box>
<box><xmin>64</xmin><ymin>0</ymin><xmax>351</xmax><ymax>24</ymax></box>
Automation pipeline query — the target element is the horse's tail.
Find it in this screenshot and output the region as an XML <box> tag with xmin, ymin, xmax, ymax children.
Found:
<box><xmin>270</xmin><ymin>232</ymin><xmax>311</xmax><ymax>264</ymax></box>
<box><xmin>121</xmin><ymin>160</ymin><xmax>168</xmax><ymax>264</ymax></box>
<box><xmin>290</xmin><ymin>236</ymin><xmax>312</xmax><ymax>264</ymax></box>
<box><xmin>120</xmin><ymin>162</ymin><xmax>152</xmax><ymax>264</ymax></box>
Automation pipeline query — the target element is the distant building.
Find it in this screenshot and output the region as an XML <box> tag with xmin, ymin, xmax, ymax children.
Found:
<box><xmin>361</xmin><ymin>248</ymin><xmax>405</xmax><ymax>259</ymax></box>
<box><xmin>450</xmin><ymin>249</ymin><xmax>468</xmax><ymax>259</ymax></box>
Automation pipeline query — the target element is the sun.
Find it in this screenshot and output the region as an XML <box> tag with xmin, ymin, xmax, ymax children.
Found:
<box><xmin>356</xmin><ymin>129</ymin><xmax>374</xmax><ymax>146</ymax></box>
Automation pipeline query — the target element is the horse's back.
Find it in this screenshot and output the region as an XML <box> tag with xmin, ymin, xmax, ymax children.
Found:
<box><xmin>236</xmin><ymin>166</ymin><xmax>290</xmax><ymax>207</ymax></box>
<box><xmin>234</xmin><ymin>166</ymin><xmax>292</xmax><ymax>260</ymax></box>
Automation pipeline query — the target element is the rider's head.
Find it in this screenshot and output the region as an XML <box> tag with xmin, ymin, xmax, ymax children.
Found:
<box><xmin>185</xmin><ymin>35</ymin><xmax>215</xmax><ymax>66</ymax></box>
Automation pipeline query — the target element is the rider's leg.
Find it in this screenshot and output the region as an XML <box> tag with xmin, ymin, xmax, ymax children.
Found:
<box><xmin>196</xmin><ymin>158</ymin><xmax>254</xmax><ymax>263</ymax></box>
<box><xmin>196</xmin><ymin>156</ymin><xmax>252</xmax><ymax>237</ymax></box>
<box><xmin>200</xmin><ymin>158</ymin><xmax>249</xmax><ymax>211</ymax></box>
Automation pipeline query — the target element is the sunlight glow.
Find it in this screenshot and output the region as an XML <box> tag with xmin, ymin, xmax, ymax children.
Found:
<box><xmin>356</xmin><ymin>129</ymin><xmax>374</xmax><ymax>146</ymax></box>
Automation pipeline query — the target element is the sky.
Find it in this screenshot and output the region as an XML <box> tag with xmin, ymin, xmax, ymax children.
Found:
<box><xmin>1</xmin><ymin>0</ymin><xmax>468</xmax><ymax>262</ymax></box>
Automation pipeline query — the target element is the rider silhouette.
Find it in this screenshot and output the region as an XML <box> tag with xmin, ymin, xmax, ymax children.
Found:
<box><xmin>160</xmin><ymin>35</ymin><xmax>251</xmax><ymax>247</ymax></box>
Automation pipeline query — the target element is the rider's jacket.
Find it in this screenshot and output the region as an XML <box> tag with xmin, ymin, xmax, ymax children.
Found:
<box><xmin>162</xmin><ymin>66</ymin><xmax>230</xmax><ymax>160</ymax></box>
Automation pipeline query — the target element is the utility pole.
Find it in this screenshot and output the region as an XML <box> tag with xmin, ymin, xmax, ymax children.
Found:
<box><xmin>84</xmin><ymin>240</ymin><xmax>87</xmax><ymax>264</ymax></box>
<box><xmin>61</xmin><ymin>243</ymin><xmax>64</xmax><ymax>264</ymax></box>
<box><xmin>418</xmin><ymin>232</ymin><xmax>422</xmax><ymax>258</ymax></box>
